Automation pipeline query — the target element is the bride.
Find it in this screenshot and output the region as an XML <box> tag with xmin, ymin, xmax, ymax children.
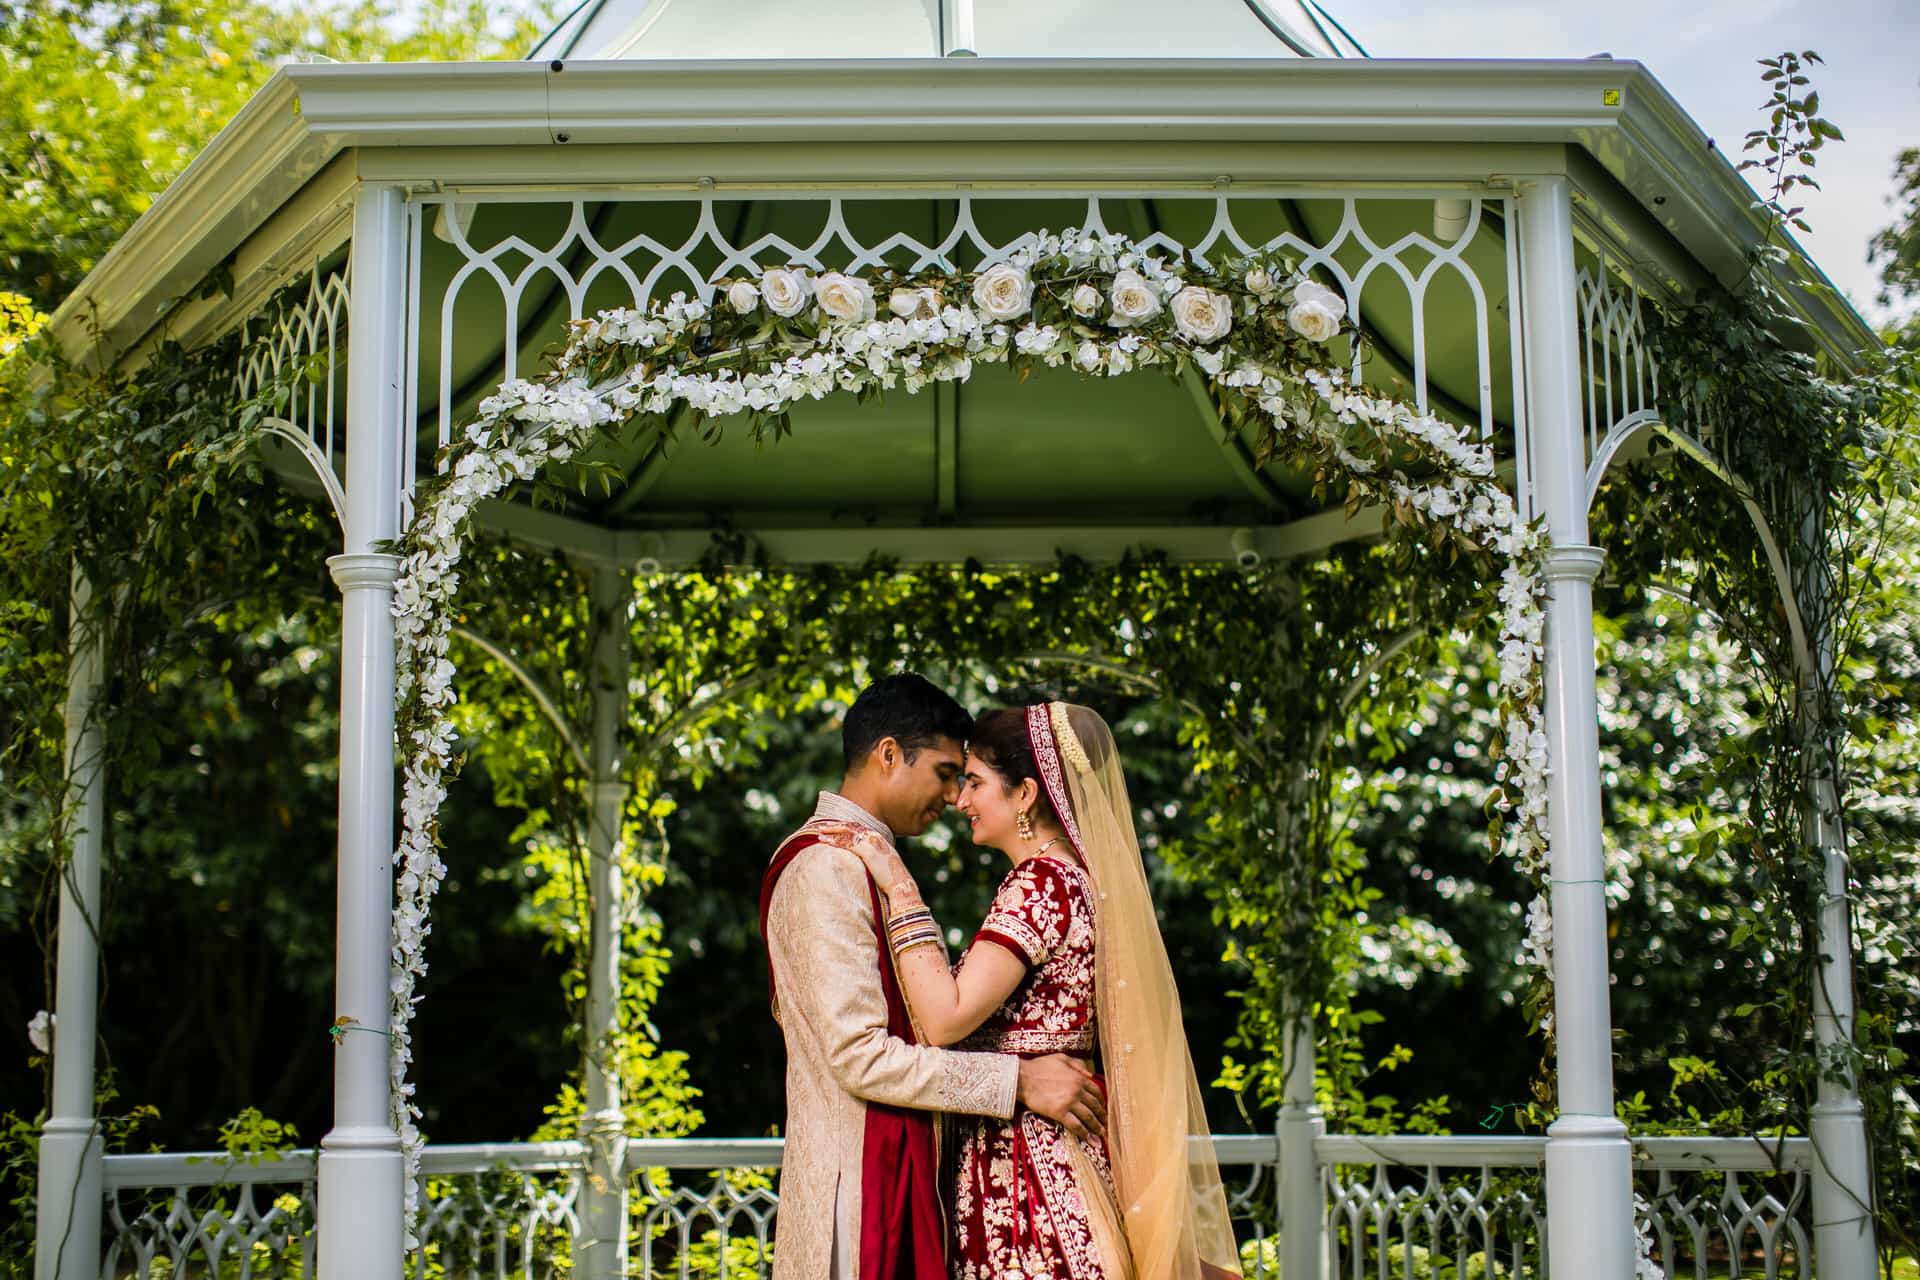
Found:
<box><xmin>834</xmin><ymin>702</ymin><xmax>1241</xmax><ymax>1280</ymax></box>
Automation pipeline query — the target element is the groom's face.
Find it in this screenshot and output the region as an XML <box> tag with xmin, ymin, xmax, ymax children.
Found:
<box><xmin>880</xmin><ymin>735</ymin><xmax>967</xmax><ymax>838</ymax></box>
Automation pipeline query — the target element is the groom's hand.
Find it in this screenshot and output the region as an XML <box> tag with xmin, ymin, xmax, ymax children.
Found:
<box><xmin>1017</xmin><ymin>1055</ymin><xmax>1107</xmax><ymax>1141</ymax></box>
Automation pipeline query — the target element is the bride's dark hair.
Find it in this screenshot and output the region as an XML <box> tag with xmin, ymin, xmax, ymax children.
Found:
<box><xmin>967</xmin><ymin>707</ymin><xmax>1070</xmax><ymax>831</ymax></box>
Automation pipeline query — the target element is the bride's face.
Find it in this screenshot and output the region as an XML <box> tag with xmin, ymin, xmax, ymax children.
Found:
<box><xmin>955</xmin><ymin>754</ymin><xmax>1030</xmax><ymax>853</ymax></box>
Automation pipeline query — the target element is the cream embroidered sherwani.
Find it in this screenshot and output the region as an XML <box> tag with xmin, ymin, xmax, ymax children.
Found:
<box><xmin>764</xmin><ymin>792</ymin><xmax>1019</xmax><ymax>1280</ymax></box>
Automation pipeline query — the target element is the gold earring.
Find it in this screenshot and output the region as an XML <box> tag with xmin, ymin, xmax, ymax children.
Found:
<box><xmin>1016</xmin><ymin>808</ymin><xmax>1035</xmax><ymax>842</ymax></box>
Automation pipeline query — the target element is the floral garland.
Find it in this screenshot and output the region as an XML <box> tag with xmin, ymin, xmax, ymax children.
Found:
<box><xmin>383</xmin><ymin>229</ymin><xmax>1553</xmax><ymax>1232</ymax></box>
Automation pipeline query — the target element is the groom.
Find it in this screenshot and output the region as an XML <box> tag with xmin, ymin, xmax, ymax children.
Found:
<box><xmin>760</xmin><ymin>673</ymin><xmax>1106</xmax><ymax>1280</ymax></box>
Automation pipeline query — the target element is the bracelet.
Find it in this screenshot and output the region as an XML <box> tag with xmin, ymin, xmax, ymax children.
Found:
<box><xmin>885</xmin><ymin>906</ymin><xmax>933</xmax><ymax>934</ymax></box>
<box><xmin>890</xmin><ymin>928</ymin><xmax>942</xmax><ymax>957</ymax></box>
<box><xmin>887</xmin><ymin>928</ymin><xmax>938</xmax><ymax>954</ymax></box>
<box><xmin>887</xmin><ymin>915</ymin><xmax>941</xmax><ymax>948</ymax></box>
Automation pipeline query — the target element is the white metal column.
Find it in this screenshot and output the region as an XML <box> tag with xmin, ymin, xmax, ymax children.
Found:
<box><xmin>1515</xmin><ymin>174</ymin><xmax>1635</xmax><ymax>1277</ymax></box>
<box><xmin>579</xmin><ymin>567</ymin><xmax>632</xmax><ymax>1279</ymax></box>
<box><xmin>35</xmin><ymin>568</ymin><xmax>108</xmax><ymax>1280</ymax></box>
<box><xmin>317</xmin><ymin>184</ymin><xmax>409</xmax><ymax>1279</ymax></box>
<box><xmin>1798</xmin><ymin>497</ymin><xmax>1878</xmax><ymax>1278</ymax></box>
<box><xmin>1276</xmin><ymin>1016</ymin><xmax>1326</xmax><ymax>1280</ymax></box>
<box><xmin>1806</xmin><ymin>707</ymin><xmax>1878</xmax><ymax>1278</ymax></box>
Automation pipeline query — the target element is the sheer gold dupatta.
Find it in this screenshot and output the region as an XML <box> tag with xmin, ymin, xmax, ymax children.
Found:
<box><xmin>1025</xmin><ymin>703</ymin><xmax>1242</xmax><ymax>1280</ymax></box>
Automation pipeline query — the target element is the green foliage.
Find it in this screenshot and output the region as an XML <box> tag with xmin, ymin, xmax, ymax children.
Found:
<box><xmin>1869</xmin><ymin>144</ymin><xmax>1920</xmax><ymax>311</ymax></box>
<box><xmin>0</xmin><ymin>1069</ymin><xmax>158</xmax><ymax>1276</ymax></box>
<box><xmin>1592</xmin><ymin>49</ymin><xmax>1920</xmax><ymax>1259</ymax></box>
<box><xmin>1737</xmin><ymin>51</ymin><xmax>1845</xmax><ymax>241</ymax></box>
<box><xmin>213</xmin><ymin>1106</ymin><xmax>298</xmax><ymax>1165</ymax></box>
<box><xmin>0</xmin><ymin>0</ymin><xmax>554</xmax><ymax>308</ymax></box>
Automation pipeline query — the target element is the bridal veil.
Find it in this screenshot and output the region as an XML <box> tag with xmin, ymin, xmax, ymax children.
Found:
<box><xmin>1025</xmin><ymin>702</ymin><xmax>1241</xmax><ymax>1280</ymax></box>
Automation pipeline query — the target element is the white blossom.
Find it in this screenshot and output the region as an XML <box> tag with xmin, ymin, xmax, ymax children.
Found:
<box><xmin>1169</xmin><ymin>285</ymin><xmax>1233</xmax><ymax>343</ymax></box>
<box><xmin>726</xmin><ymin>281</ymin><xmax>760</xmax><ymax>314</ymax></box>
<box><xmin>1634</xmin><ymin>1195</ymin><xmax>1667</xmax><ymax>1280</ymax></box>
<box><xmin>27</xmin><ymin>1010</ymin><xmax>52</xmax><ymax>1055</ymax></box>
<box><xmin>1014</xmin><ymin>324</ymin><xmax>1061</xmax><ymax>356</ymax></box>
<box><xmin>814</xmin><ymin>272</ymin><xmax>875</xmax><ymax>323</ymax></box>
<box><xmin>759</xmin><ymin>267</ymin><xmax>811</xmax><ymax>317</ymax></box>
<box><xmin>1107</xmin><ymin>269</ymin><xmax>1162</xmax><ymax>326</ymax></box>
<box><xmin>890</xmin><ymin>286</ymin><xmax>938</xmax><ymax>320</ymax></box>
<box><xmin>1287</xmin><ymin>279</ymin><xmax>1347</xmax><ymax>342</ymax></box>
<box><xmin>972</xmin><ymin>263</ymin><xmax>1034</xmax><ymax>321</ymax></box>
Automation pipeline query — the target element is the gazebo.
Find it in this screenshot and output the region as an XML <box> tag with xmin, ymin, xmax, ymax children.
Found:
<box><xmin>32</xmin><ymin>1</ymin><xmax>1881</xmax><ymax>1278</ymax></box>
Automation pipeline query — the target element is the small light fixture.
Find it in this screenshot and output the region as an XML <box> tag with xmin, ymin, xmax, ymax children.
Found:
<box><xmin>431</xmin><ymin>202</ymin><xmax>477</xmax><ymax>245</ymax></box>
<box><xmin>633</xmin><ymin>533</ymin><xmax>666</xmax><ymax>576</ymax></box>
<box><xmin>1230</xmin><ymin>527</ymin><xmax>1261</xmax><ymax>570</ymax></box>
<box><xmin>1432</xmin><ymin>197</ymin><xmax>1472</xmax><ymax>243</ymax></box>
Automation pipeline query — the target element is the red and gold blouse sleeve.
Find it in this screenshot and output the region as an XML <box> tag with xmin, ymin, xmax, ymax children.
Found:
<box><xmin>972</xmin><ymin>857</ymin><xmax>1075</xmax><ymax>970</ymax></box>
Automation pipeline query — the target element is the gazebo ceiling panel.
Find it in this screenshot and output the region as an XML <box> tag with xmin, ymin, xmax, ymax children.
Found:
<box><xmin>550</xmin><ymin>360</ymin><xmax>1293</xmax><ymax>527</ymax></box>
<box><xmin>946</xmin><ymin>361</ymin><xmax>1295</xmax><ymax>516</ymax></box>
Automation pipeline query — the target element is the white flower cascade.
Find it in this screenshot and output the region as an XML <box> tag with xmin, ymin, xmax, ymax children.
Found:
<box><xmin>382</xmin><ymin>230</ymin><xmax>1554</xmax><ymax>1237</ymax></box>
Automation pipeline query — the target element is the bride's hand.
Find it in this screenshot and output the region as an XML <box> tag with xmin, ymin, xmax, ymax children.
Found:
<box><xmin>825</xmin><ymin>825</ymin><xmax>917</xmax><ymax>903</ymax></box>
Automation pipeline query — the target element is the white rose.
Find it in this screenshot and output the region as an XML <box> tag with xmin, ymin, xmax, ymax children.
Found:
<box><xmin>814</xmin><ymin>272</ymin><xmax>875</xmax><ymax>323</ymax></box>
<box><xmin>1287</xmin><ymin>299</ymin><xmax>1342</xmax><ymax>343</ymax></box>
<box><xmin>971</xmin><ymin>263</ymin><xmax>1034</xmax><ymax>321</ymax></box>
<box><xmin>1107</xmin><ymin>269</ymin><xmax>1162</xmax><ymax>327</ymax></box>
<box><xmin>1287</xmin><ymin>281</ymin><xmax>1346</xmax><ymax>343</ymax></box>
<box><xmin>760</xmin><ymin>267</ymin><xmax>812</xmax><ymax>317</ymax></box>
<box><xmin>1070</xmin><ymin>283</ymin><xmax>1101</xmax><ymax>317</ymax></box>
<box><xmin>1169</xmin><ymin>286</ymin><xmax>1233</xmax><ymax>343</ymax></box>
<box><xmin>1244</xmin><ymin>266</ymin><xmax>1275</xmax><ymax>296</ymax></box>
<box><xmin>1074</xmin><ymin>341</ymin><xmax>1102</xmax><ymax>371</ymax></box>
<box><xmin>890</xmin><ymin>287</ymin><xmax>938</xmax><ymax>321</ymax></box>
<box><xmin>726</xmin><ymin>281</ymin><xmax>760</xmax><ymax>314</ymax></box>
<box><xmin>1293</xmin><ymin>280</ymin><xmax>1347</xmax><ymax>317</ymax></box>
<box><xmin>27</xmin><ymin>1010</ymin><xmax>52</xmax><ymax>1055</ymax></box>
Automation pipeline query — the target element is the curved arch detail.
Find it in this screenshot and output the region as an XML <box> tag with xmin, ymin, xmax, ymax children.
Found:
<box><xmin>450</xmin><ymin>623</ymin><xmax>591</xmax><ymax>776</ymax></box>
<box><xmin>261</xmin><ymin>418</ymin><xmax>347</xmax><ymax>526</ymax></box>
<box><xmin>1583</xmin><ymin>409</ymin><xmax>1812</xmax><ymax>691</ymax></box>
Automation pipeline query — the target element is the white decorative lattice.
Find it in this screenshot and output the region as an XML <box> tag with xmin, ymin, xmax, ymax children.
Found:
<box><xmin>105</xmin><ymin>1169</ymin><xmax>317</xmax><ymax>1279</ymax></box>
<box><xmin>1646</xmin><ymin>1165</ymin><xmax>1810</xmax><ymax>1280</ymax></box>
<box><xmin>1577</xmin><ymin>258</ymin><xmax>1660</xmax><ymax>460</ymax></box>
<box><xmin>414</xmin><ymin>190</ymin><xmax>1518</xmax><ymax>490</ymax></box>
<box><xmin>235</xmin><ymin>263</ymin><xmax>350</xmax><ymax>460</ymax></box>
<box><xmin>99</xmin><ymin>1133</ymin><xmax>1811</xmax><ymax>1279</ymax></box>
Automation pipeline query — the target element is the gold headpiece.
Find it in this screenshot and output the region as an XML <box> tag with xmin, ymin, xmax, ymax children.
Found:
<box><xmin>1049</xmin><ymin>701</ymin><xmax>1093</xmax><ymax>774</ymax></box>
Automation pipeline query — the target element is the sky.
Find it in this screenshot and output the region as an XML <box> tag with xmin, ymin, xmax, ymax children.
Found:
<box><xmin>1327</xmin><ymin>0</ymin><xmax>1919</xmax><ymax>325</ymax></box>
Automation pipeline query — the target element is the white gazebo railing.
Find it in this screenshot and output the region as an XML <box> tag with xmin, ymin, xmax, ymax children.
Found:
<box><xmin>100</xmin><ymin>1132</ymin><xmax>1811</xmax><ymax>1279</ymax></box>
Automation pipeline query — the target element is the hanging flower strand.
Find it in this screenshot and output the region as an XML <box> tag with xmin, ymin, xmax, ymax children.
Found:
<box><xmin>383</xmin><ymin>228</ymin><xmax>1553</xmax><ymax>1237</ymax></box>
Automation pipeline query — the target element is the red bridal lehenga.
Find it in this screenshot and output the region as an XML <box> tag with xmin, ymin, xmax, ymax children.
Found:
<box><xmin>949</xmin><ymin>853</ymin><xmax>1124</xmax><ymax>1280</ymax></box>
<box><xmin>939</xmin><ymin>702</ymin><xmax>1245</xmax><ymax>1280</ymax></box>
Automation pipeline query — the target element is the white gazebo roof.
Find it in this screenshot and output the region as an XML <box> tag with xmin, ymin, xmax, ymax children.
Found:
<box><xmin>529</xmin><ymin>0</ymin><xmax>1360</xmax><ymax>62</ymax></box>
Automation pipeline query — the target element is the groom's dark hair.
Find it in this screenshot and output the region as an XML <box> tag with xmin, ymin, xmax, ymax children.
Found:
<box><xmin>843</xmin><ymin>673</ymin><xmax>973</xmax><ymax>770</ymax></box>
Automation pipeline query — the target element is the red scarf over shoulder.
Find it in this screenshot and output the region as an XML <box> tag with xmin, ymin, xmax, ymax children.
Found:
<box><xmin>760</xmin><ymin>833</ymin><xmax>945</xmax><ymax>1280</ymax></box>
